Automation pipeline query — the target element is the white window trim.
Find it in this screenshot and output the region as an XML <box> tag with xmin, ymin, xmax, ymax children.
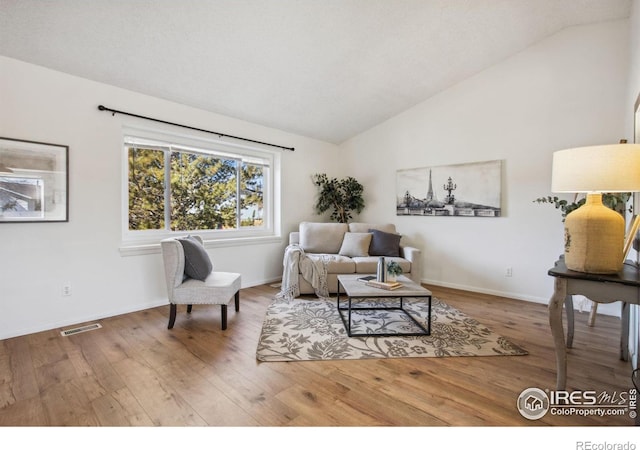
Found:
<box><xmin>119</xmin><ymin>124</ymin><xmax>282</xmax><ymax>256</ymax></box>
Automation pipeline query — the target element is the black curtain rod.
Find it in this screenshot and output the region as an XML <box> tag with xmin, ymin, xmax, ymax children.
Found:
<box><xmin>97</xmin><ymin>105</ymin><xmax>295</xmax><ymax>151</ymax></box>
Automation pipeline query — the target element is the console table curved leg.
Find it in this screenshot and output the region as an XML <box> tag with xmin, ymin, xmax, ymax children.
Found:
<box><xmin>549</xmin><ymin>277</ymin><xmax>568</xmax><ymax>390</ymax></box>
<box><xmin>620</xmin><ymin>301</ymin><xmax>630</xmax><ymax>361</ymax></box>
<box><xmin>564</xmin><ymin>295</ymin><xmax>574</xmax><ymax>348</ymax></box>
<box><xmin>588</xmin><ymin>302</ymin><xmax>598</xmax><ymax>327</ymax></box>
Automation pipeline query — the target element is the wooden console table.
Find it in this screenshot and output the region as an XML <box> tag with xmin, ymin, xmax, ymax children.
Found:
<box><xmin>548</xmin><ymin>258</ymin><xmax>638</xmax><ymax>390</ymax></box>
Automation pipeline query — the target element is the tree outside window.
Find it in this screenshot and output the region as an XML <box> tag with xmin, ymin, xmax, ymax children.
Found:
<box><xmin>127</xmin><ymin>140</ymin><xmax>266</xmax><ymax>232</ymax></box>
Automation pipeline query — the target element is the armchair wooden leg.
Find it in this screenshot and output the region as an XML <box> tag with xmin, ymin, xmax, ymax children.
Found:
<box><xmin>187</xmin><ymin>304</ymin><xmax>193</xmax><ymax>314</ymax></box>
<box><xmin>221</xmin><ymin>304</ymin><xmax>228</xmax><ymax>330</ymax></box>
<box><xmin>235</xmin><ymin>291</ymin><xmax>240</xmax><ymax>312</ymax></box>
<box><xmin>168</xmin><ymin>304</ymin><xmax>177</xmax><ymax>329</ymax></box>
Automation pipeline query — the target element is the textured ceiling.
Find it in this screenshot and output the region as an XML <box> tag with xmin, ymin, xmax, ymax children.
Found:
<box><xmin>0</xmin><ymin>0</ymin><xmax>632</xmax><ymax>143</ymax></box>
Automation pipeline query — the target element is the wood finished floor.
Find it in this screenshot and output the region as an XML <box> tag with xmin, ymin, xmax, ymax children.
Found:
<box><xmin>0</xmin><ymin>284</ymin><xmax>636</xmax><ymax>427</ymax></box>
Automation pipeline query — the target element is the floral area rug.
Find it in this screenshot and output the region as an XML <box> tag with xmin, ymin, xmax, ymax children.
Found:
<box><xmin>256</xmin><ymin>296</ymin><xmax>528</xmax><ymax>361</ymax></box>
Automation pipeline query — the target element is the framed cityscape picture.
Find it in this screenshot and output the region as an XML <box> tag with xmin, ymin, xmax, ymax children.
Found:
<box><xmin>397</xmin><ymin>159</ymin><xmax>502</xmax><ymax>217</ymax></box>
<box><xmin>0</xmin><ymin>137</ymin><xmax>69</xmax><ymax>223</ymax></box>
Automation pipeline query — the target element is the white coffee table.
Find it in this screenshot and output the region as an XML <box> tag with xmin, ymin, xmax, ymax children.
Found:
<box><xmin>336</xmin><ymin>274</ymin><xmax>432</xmax><ymax>337</ymax></box>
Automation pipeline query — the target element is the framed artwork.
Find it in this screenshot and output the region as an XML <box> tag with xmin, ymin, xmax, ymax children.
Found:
<box><xmin>0</xmin><ymin>137</ymin><xmax>69</xmax><ymax>223</ymax></box>
<box><xmin>396</xmin><ymin>159</ymin><xmax>502</xmax><ymax>217</ymax></box>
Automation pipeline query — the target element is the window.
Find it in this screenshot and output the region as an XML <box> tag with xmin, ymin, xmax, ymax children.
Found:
<box><xmin>122</xmin><ymin>129</ymin><xmax>279</xmax><ymax>249</ymax></box>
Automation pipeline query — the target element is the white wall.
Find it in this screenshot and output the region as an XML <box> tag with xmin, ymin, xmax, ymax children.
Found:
<box><xmin>341</xmin><ymin>20</ymin><xmax>630</xmax><ymax>315</ymax></box>
<box><xmin>0</xmin><ymin>18</ymin><xmax>634</xmax><ymax>340</ymax></box>
<box><xmin>0</xmin><ymin>55</ymin><xmax>342</xmax><ymax>339</ymax></box>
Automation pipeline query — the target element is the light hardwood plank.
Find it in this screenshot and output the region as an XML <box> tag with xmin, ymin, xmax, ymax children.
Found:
<box><xmin>0</xmin><ymin>283</ymin><xmax>635</xmax><ymax>426</ymax></box>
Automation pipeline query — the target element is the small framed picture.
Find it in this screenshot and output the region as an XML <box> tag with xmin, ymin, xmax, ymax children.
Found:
<box><xmin>0</xmin><ymin>137</ymin><xmax>69</xmax><ymax>223</ymax></box>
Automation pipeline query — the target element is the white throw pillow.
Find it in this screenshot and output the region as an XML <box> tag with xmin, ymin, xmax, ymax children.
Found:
<box><xmin>339</xmin><ymin>232</ymin><xmax>373</xmax><ymax>257</ymax></box>
<box><xmin>299</xmin><ymin>222</ymin><xmax>348</xmax><ymax>253</ymax></box>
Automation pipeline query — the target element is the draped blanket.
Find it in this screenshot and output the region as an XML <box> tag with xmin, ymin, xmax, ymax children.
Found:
<box><xmin>278</xmin><ymin>244</ymin><xmax>330</xmax><ymax>301</ymax></box>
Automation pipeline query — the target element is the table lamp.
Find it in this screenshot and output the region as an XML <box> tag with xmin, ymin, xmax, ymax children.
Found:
<box><xmin>551</xmin><ymin>143</ymin><xmax>640</xmax><ymax>274</ymax></box>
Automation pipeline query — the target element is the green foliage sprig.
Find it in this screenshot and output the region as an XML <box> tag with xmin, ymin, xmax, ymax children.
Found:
<box><xmin>387</xmin><ymin>261</ymin><xmax>403</xmax><ymax>276</ymax></box>
<box><xmin>534</xmin><ymin>193</ymin><xmax>631</xmax><ymax>222</ymax></box>
<box><xmin>533</xmin><ymin>196</ymin><xmax>584</xmax><ymax>221</ymax></box>
<box><xmin>312</xmin><ymin>173</ymin><xmax>365</xmax><ymax>223</ymax></box>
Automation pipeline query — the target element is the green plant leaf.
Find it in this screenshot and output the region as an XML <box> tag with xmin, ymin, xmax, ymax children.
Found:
<box><xmin>312</xmin><ymin>173</ymin><xmax>365</xmax><ymax>223</ymax></box>
<box><xmin>534</xmin><ymin>193</ymin><xmax>630</xmax><ymax>222</ymax></box>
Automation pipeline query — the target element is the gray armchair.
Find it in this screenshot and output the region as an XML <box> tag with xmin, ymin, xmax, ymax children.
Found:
<box><xmin>160</xmin><ymin>236</ymin><xmax>241</xmax><ymax>330</ymax></box>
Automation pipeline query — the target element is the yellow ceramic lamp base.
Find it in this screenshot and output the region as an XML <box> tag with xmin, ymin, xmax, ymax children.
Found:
<box><xmin>564</xmin><ymin>193</ymin><xmax>624</xmax><ymax>274</ymax></box>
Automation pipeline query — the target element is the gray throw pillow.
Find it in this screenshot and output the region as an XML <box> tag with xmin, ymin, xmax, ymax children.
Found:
<box><xmin>368</xmin><ymin>229</ymin><xmax>401</xmax><ymax>257</ymax></box>
<box><xmin>178</xmin><ymin>236</ymin><xmax>213</xmax><ymax>281</ymax></box>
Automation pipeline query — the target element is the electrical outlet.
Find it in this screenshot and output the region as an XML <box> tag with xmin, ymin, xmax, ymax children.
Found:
<box><xmin>505</xmin><ymin>267</ymin><xmax>513</xmax><ymax>277</ymax></box>
<box><xmin>62</xmin><ymin>284</ymin><xmax>72</xmax><ymax>296</ymax></box>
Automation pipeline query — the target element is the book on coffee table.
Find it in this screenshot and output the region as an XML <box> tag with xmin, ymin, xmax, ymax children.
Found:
<box><xmin>357</xmin><ymin>275</ymin><xmax>376</xmax><ymax>283</ymax></box>
<box><xmin>365</xmin><ymin>280</ymin><xmax>403</xmax><ymax>290</ymax></box>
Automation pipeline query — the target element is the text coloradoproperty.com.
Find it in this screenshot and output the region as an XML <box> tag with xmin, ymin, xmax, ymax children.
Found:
<box><xmin>551</xmin><ymin>406</ymin><xmax>629</xmax><ymax>417</ymax></box>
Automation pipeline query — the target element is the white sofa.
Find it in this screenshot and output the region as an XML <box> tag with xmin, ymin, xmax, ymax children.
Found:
<box><xmin>288</xmin><ymin>222</ymin><xmax>422</xmax><ymax>294</ymax></box>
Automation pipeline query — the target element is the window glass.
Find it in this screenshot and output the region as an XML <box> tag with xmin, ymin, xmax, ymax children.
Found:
<box><xmin>128</xmin><ymin>147</ymin><xmax>165</xmax><ymax>230</ymax></box>
<box><xmin>240</xmin><ymin>162</ymin><xmax>264</xmax><ymax>227</ymax></box>
<box><xmin>169</xmin><ymin>150</ymin><xmax>238</xmax><ymax>231</ymax></box>
<box><xmin>124</xmin><ymin>133</ymin><xmax>273</xmax><ymax>242</ymax></box>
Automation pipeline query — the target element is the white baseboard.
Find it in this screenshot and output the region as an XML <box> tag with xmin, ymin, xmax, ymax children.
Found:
<box><xmin>0</xmin><ymin>298</ymin><xmax>169</xmax><ymax>341</ymax></box>
<box><xmin>421</xmin><ymin>278</ymin><xmax>622</xmax><ymax>318</ymax></box>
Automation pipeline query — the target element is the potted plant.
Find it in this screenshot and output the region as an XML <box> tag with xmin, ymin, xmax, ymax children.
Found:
<box><xmin>386</xmin><ymin>261</ymin><xmax>403</xmax><ymax>281</ymax></box>
<box><xmin>312</xmin><ymin>173</ymin><xmax>365</xmax><ymax>223</ymax></box>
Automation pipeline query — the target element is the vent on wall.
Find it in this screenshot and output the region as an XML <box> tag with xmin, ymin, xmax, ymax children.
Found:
<box><xmin>60</xmin><ymin>323</ymin><xmax>102</xmax><ymax>337</ymax></box>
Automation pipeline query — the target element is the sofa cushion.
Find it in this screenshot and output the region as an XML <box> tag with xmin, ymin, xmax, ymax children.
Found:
<box><xmin>348</xmin><ymin>222</ymin><xmax>397</xmax><ymax>234</ymax></box>
<box><xmin>307</xmin><ymin>254</ymin><xmax>356</xmax><ymax>274</ymax></box>
<box><xmin>178</xmin><ymin>236</ymin><xmax>213</xmax><ymax>281</ymax></box>
<box><xmin>299</xmin><ymin>222</ymin><xmax>348</xmax><ymax>254</ymax></box>
<box><xmin>338</xmin><ymin>232</ymin><xmax>372</xmax><ymax>257</ymax></box>
<box><xmin>368</xmin><ymin>229</ymin><xmax>402</xmax><ymax>257</ymax></box>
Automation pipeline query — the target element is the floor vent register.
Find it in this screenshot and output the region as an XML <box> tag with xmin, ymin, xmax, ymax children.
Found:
<box><xmin>60</xmin><ymin>323</ymin><xmax>102</xmax><ymax>337</ymax></box>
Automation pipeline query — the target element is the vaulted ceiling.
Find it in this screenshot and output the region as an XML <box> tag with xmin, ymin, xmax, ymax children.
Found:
<box><xmin>0</xmin><ymin>0</ymin><xmax>632</xmax><ymax>143</ymax></box>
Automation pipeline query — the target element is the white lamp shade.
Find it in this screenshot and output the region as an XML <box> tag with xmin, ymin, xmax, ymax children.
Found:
<box><xmin>551</xmin><ymin>144</ymin><xmax>640</xmax><ymax>193</ymax></box>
